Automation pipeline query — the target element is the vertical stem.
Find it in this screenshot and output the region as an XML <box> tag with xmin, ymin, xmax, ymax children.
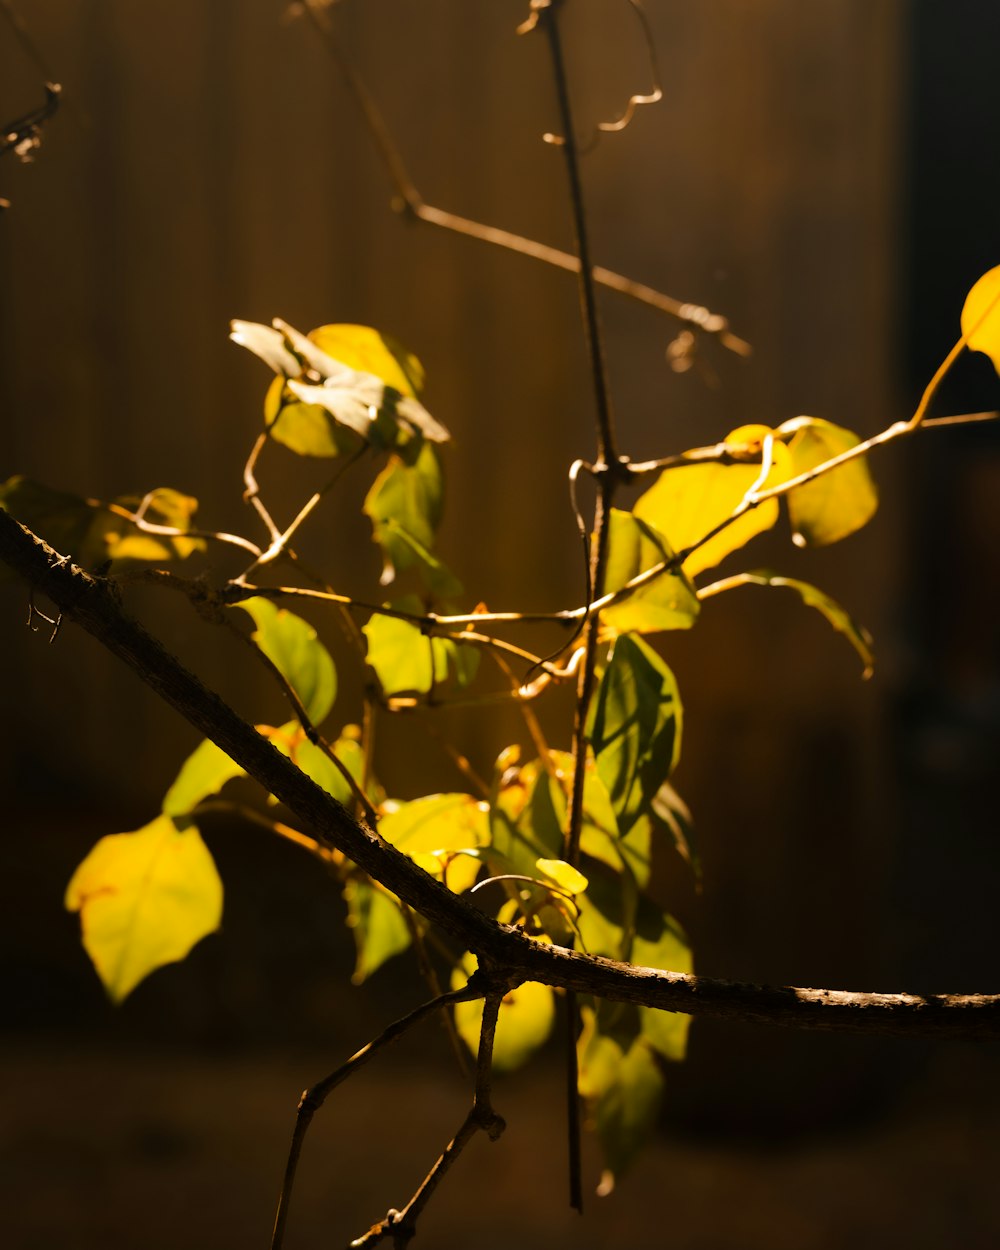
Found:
<box><xmin>538</xmin><ymin>0</ymin><xmax>623</xmax><ymax>1215</ymax></box>
<box><xmin>540</xmin><ymin>0</ymin><xmax>619</xmax><ymax>469</ymax></box>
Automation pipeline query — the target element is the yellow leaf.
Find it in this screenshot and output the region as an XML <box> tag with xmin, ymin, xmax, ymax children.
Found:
<box><xmin>308</xmin><ymin>324</ymin><xmax>425</xmax><ymax>398</ymax></box>
<box><xmin>536</xmin><ymin>858</ymin><xmax>589</xmax><ymax>896</ymax></box>
<box><xmin>778</xmin><ymin>417</ymin><xmax>878</xmax><ymax>546</ymax></box>
<box><xmin>65</xmin><ymin>816</ymin><xmax>222</xmax><ymax>1003</ymax></box>
<box><xmin>961</xmin><ymin>264</ymin><xmax>1000</xmax><ymax>373</ymax></box>
<box><xmin>633</xmin><ymin>426</ymin><xmax>789</xmax><ymax>577</ymax></box>
<box><xmin>452</xmin><ymin>955</ymin><xmax>556</xmax><ymax>1070</ymax></box>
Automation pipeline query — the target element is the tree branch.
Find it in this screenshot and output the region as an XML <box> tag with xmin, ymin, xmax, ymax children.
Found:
<box><xmin>3</xmin><ymin>508</ymin><xmax>1000</xmax><ymax>1039</ymax></box>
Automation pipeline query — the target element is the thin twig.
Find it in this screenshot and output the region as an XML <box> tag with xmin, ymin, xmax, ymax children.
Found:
<box><xmin>296</xmin><ymin>0</ymin><xmax>750</xmax><ymax>357</ymax></box>
<box><xmin>350</xmin><ymin>990</ymin><xmax>507</xmax><ymax>1248</ymax></box>
<box><xmin>236</xmin><ymin>443</ymin><xmax>368</xmax><ymax>583</ymax></box>
<box><xmin>271</xmin><ymin>982</ymin><xmax>484</xmax><ymax>1250</ymax></box>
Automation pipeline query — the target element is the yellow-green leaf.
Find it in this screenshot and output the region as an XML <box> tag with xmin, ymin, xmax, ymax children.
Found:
<box><xmin>452</xmin><ymin>955</ymin><xmax>556</xmax><ymax>1071</ymax></box>
<box><xmin>588</xmin><ymin>634</ymin><xmax>682</xmax><ymax>835</ymax></box>
<box><xmin>264</xmin><ymin>377</ymin><xmax>360</xmax><ymax>458</ymax></box>
<box><xmin>577</xmin><ymin>1005</ymin><xmax>665</xmax><ymax>1189</ymax></box>
<box><xmin>237</xmin><ymin>597</ymin><xmax>337</xmax><ymax>724</ymax></box>
<box><xmin>363</xmin><ymin>597</ymin><xmax>473</xmax><ymax>694</ymax></box>
<box><xmin>778</xmin><ymin>417</ymin><xmax>878</xmax><ymax>547</ymax></box>
<box><xmin>377</xmin><ymin>790</ymin><xmax>490</xmax><ymax>880</ymax></box>
<box><xmin>363</xmin><ymin>608</ymin><xmax>436</xmax><ymax>695</ymax></box>
<box><xmin>600</xmin><ymin>509</ymin><xmax>699</xmax><ymax>635</ymax></box>
<box><xmin>633</xmin><ymin>426</ymin><xmax>788</xmax><ymax>576</ymax></box>
<box><xmin>961</xmin><ymin>264</ymin><xmax>1000</xmax><ymax>374</ymax></box>
<box><xmin>64</xmin><ymin>816</ymin><xmax>223</xmax><ymax>1003</ymax></box>
<box><xmin>162</xmin><ymin>738</ymin><xmax>245</xmax><ymax>818</ymax></box>
<box><xmin>633</xmin><ymin>909</ymin><xmax>693</xmax><ymax>1063</ymax></box>
<box><xmin>536</xmin><ymin>858</ymin><xmax>589</xmax><ymax>896</ymax></box>
<box><xmin>343</xmin><ymin>878</ymin><xmax>411</xmax><ymax>983</ymax></box>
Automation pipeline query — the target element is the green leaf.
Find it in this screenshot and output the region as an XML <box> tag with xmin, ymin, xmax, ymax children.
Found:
<box><xmin>578</xmin><ymin>1004</ymin><xmax>665</xmax><ymax>1190</ymax></box>
<box><xmin>363</xmin><ymin>444</ymin><xmax>463</xmax><ymax>597</ymax></box>
<box><xmin>264</xmin><ymin>377</ymin><xmax>361</xmax><ymax>458</ymax></box>
<box><xmin>706</xmin><ymin>569</ymin><xmax>874</xmax><ymax>677</ymax></box>
<box><xmin>363</xmin><ymin>598</ymin><xmax>475</xmax><ymax>695</ymax></box>
<box><xmin>600</xmin><ymin>509</ymin><xmax>699</xmax><ymax>635</ymax></box>
<box><xmin>372</xmin><ymin>523</ymin><xmax>464</xmax><ymax>599</ymax></box>
<box><xmin>778</xmin><ymin>417</ymin><xmax>878</xmax><ymax>547</ymax></box>
<box><xmin>64</xmin><ymin>815</ymin><xmax>223</xmax><ymax>1003</ymax></box>
<box><xmin>343</xmin><ymin>878</ymin><xmax>411</xmax><ymax>983</ymax></box>
<box><xmin>237</xmin><ymin>596</ymin><xmax>337</xmax><ymax>724</ymax></box>
<box><xmin>960</xmin><ymin>264</ymin><xmax>1000</xmax><ymax>374</ymax></box>
<box><xmin>588</xmin><ymin>635</ymin><xmax>683</xmax><ymax>835</ymax></box>
<box><xmin>363</xmin><ymin>607</ymin><xmax>435</xmax><ymax>695</ymax></box>
<box><xmin>162</xmin><ymin>738</ymin><xmax>246</xmax><ymax>818</ymax></box>
<box><xmin>452</xmin><ymin>955</ymin><xmax>556</xmax><ymax>1071</ymax></box>
<box><xmin>633</xmin><ymin>426</ymin><xmax>789</xmax><ymax>577</ymax></box>
<box><xmin>364</xmin><ymin>443</ymin><xmax>443</xmax><ymax>570</ymax></box>
<box><xmin>292</xmin><ymin>729</ymin><xmax>367</xmax><ymax>809</ymax></box>
<box><xmin>632</xmin><ymin>905</ymin><xmax>693</xmax><ymax>1063</ymax></box>
<box><xmin>489</xmin><ymin>754</ymin><xmax>566</xmax><ymax>878</ymax></box>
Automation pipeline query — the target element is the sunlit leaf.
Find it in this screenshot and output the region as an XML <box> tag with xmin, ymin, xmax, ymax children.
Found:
<box><xmin>960</xmin><ymin>264</ymin><xmax>1000</xmax><ymax>374</ymax></box>
<box><xmin>101</xmin><ymin>488</ymin><xmax>206</xmax><ymax>562</ymax></box>
<box><xmin>600</xmin><ymin>509</ymin><xmax>699</xmax><ymax>635</ymax></box>
<box><xmin>237</xmin><ymin>597</ymin><xmax>337</xmax><ymax>724</ymax></box>
<box><xmin>578</xmin><ymin>1004</ymin><xmax>665</xmax><ymax>1189</ymax></box>
<box><xmin>634</xmin><ymin>426</ymin><xmax>789</xmax><ymax>576</ymax></box>
<box><xmin>588</xmin><ymin>634</ymin><xmax>682</xmax><ymax>835</ymax></box>
<box><xmin>363</xmin><ymin>443</ymin><xmax>462</xmax><ymax>596</ymax></box>
<box><xmin>778</xmin><ymin>417</ymin><xmax>878</xmax><ymax>547</ymax></box>
<box><xmin>363</xmin><ymin>607</ymin><xmax>436</xmax><ymax>695</ymax></box>
<box><xmin>162</xmin><ymin>738</ymin><xmax>245</xmax><ymax>818</ymax></box>
<box><xmin>64</xmin><ymin>815</ymin><xmax>222</xmax><ymax>1003</ymax></box>
<box><xmin>291</xmin><ymin>730</ymin><xmax>366</xmax><ymax>809</ymax></box>
<box><xmin>363</xmin><ymin>597</ymin><xmax>475</xmax><ymax>694</ymax></box>
<box><xmin>489</xmin><ymin>755</ymin><xmax>565</xmax><ymax>877</ymax></box>
<box><xmin>343</xmin><ymin>878</ymin><xmax>411</xmax><ymax>983</ymax></box>
<box><xmin>308</xmin><ymin>324</ymin><xmax>425</xmax><ymax>399</ymax></box>
<box><xmin>379</xmin><ymin>793</ymin><xmax>490</xmax><ymax>858</ymax></box>
<box><xmin>704</xmin><ymin>568</ymin><xmax>874</xmax><ymax>677</ymax></box>
<box><xmin>536</xmin><ymin>858</ymin><xmax>589</xmax><ymax>896</ymax></box>
<box><xmin>453</xmin><ymin>955</ymin><xmax>557</xmax><ymax>1071</ymax></box>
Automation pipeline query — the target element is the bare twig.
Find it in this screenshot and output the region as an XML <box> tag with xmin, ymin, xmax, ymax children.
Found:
<box><xmin>296</xmin><ymin>0</ymin><xmax>750</xmax><ymax>357</ymax></box>
<box><xmin>271</xmin><ymin>982</ymin><xmax>484</xmax><ymax>1250</ymax></box>
<box><xmin>350</xmin><ymin>990</ymin><xmax>507</xmax><ymax>1248</ymax></box>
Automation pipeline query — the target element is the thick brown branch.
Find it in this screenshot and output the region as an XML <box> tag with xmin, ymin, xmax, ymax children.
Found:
<box><xmin>3</xmin><ymin>509</ymin><xmax>1000</xmax><ymax>1040</ymax></box>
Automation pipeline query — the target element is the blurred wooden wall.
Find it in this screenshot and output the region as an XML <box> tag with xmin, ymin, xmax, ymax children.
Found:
<box><xmin>2</xmin><ymin>0</ymin><xmax>910</xmax><ymax>1072</ymax></box>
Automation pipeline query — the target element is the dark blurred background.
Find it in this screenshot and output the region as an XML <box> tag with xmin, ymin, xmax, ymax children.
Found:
<box><xmin>2</xmin><ymin>2</ymin><xmax>1000</xmax><ymax>1247</ymax></box>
